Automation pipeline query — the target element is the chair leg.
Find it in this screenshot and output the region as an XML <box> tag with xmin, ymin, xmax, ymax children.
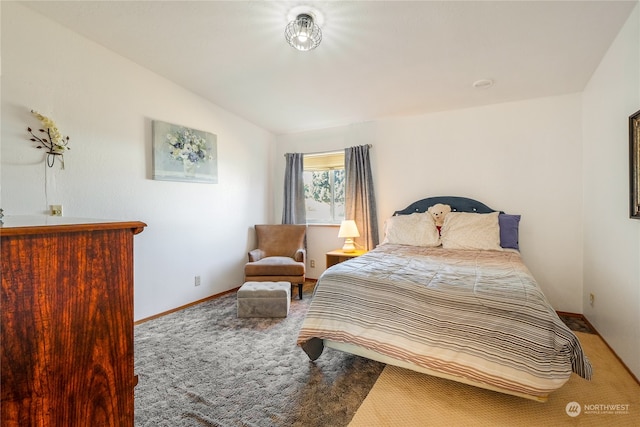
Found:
<box><xmin>298</xmin><ymin>283</ymin><xmax>303</xmax><ymax>300</ymax></box>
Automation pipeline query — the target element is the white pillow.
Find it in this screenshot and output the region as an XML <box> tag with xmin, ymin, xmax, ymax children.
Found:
<box><xmin>440</xmin><ymin>212</ymin><xmax>502</xmax><ymax>251</ymax></box>
<box><xmin>382</xmin><ymin>212</ymin><xmax>440</xmax><ymax>247</ymax></box>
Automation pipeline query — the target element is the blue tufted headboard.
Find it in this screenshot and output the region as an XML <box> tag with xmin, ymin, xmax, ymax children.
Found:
<box><xmin>393</xmin><ymin>196</ymin><xmax>499</xmax><ymax>216</ymax></box>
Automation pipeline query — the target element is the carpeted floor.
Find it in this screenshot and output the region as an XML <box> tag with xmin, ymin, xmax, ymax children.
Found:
<box><xmin>557</xmin><ymin>313</ymin><xmax>593</xmax><ymax>334</ymax></box>
<box><xmin>134</xmin><ymin>282</ymin><xmax>599</xmax><ymax>426</ymax></box>
<box><xmin>134</xmin><ymin>283</ymin><xmax>384</xmax><ymax>426</ymax></box>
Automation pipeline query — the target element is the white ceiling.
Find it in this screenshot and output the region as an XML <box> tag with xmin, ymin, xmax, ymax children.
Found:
<box><xmin>22</xmin><ymin>1</ymin><xmax>638</xmax><ymax>135</ymax></box>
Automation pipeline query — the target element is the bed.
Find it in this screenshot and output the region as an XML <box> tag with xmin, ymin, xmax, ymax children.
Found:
<box><xmin>297</xmin><ymin>196</ymin><xmax>592</xmax><ymax>402</ymax></box>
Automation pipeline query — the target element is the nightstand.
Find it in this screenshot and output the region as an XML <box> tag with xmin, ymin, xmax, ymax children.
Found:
<box><xmin>326</xmin><ymin>249</ymin><xmax>367</xmax><ymax>268</ymax></box>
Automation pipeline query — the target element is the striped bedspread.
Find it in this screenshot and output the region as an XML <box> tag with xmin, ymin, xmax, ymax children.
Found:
<box><xmin>297</xmin><ymin>244</ymin><xmax>592</xmax><ymax>398</ymax></box>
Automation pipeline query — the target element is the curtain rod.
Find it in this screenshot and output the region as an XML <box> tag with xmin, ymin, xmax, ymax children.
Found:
<box><xmin>283</xmin><ymin>144</ymin><xmax>372</xmax><ymax>157</ymax></box>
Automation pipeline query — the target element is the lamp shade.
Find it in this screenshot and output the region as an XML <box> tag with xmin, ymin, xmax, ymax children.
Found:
<box><xmin>338</xmin><ymin>220</ymin><xmax>359</xmax><ymax>252</ymax></box>
<box><xmin>338</xmin><ymin>220</ymin><xmax>360</xmax><ymax>238</ymax></box>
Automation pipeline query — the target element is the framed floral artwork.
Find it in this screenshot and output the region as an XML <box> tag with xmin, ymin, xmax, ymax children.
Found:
<box><xmin>152</xmin><ymin>120</ymin><xmax>218</xmax><ymax>183</ymax></box>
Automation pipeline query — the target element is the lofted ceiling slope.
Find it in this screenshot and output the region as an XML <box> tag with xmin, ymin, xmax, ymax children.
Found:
<box><xmin>22</xmin><ymin>1</ymin><xmax>638</xmax><ymax>135</ymax></box>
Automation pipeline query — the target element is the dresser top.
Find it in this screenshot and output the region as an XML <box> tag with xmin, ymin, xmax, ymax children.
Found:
<box><xmin>0</xmin><ymin>215</ymin><xmax>146</xmax><ymax>236</ymax></box>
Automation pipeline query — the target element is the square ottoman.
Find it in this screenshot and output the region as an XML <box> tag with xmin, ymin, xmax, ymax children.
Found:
<box><xmin>237</xmin><ymin>281</ymin><xmax>290</xmax><ymax>318</ymax></box>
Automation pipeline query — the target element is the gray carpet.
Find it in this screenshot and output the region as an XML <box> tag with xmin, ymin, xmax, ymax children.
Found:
<box><xmin>134</xmin><ymin>283</ymin><xmax>592</xmax><ymax>426</ymax></box>
<box><xmin>134</xmin><ymin>284</ymin><xmax>385</xmax><ymax>427</ymax></box>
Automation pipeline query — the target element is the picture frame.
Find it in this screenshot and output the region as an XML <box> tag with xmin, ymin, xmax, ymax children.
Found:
<box><xmin>152</xmin><ymin>120</ymin><xmax>218</xmax><ymax>184</ymax></box>
<box><xmin>630</xmin><ymin>109</ymin><xmax>640</xmax><ymax>219</ymax></box>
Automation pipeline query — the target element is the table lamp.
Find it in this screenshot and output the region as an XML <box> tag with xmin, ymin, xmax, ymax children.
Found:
<box><xmin>338</xmin><ymin>220</ymin><xmax>360</xmax><ymax>252</ymax></box>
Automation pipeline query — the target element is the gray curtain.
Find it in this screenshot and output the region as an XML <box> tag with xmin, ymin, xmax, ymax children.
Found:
<box><xmin>282</xmin><ymin>153</ymin><xmax>306</xmax><ymax>224</ymax></box>
<box><xmin>345</xmin><ymin>145</ymin><xmax>379</xmax><ymax>250</ymax></box>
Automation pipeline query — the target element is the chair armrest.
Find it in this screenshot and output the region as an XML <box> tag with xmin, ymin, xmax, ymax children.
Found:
<box><xmin>294</xmin><ymin>249</ymin><xmax>306</xmax><ymax>263</ymax></box>
<box><xmin>248</xmin><ymin>249</ymin><xmax>265</xmax><ymax>262</ymax></box>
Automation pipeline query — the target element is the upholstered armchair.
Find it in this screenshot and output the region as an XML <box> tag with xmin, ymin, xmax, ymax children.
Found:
<box><xmin>244</xmin><ymin>224</ymin><xmax>306</xmax><ymax>299</ymax></box>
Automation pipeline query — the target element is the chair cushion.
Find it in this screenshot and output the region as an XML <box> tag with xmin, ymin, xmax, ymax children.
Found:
<box><xmin>244</xmin><ymin>256</ymin><xmax>305</xmax><ymax>277</ymax></box>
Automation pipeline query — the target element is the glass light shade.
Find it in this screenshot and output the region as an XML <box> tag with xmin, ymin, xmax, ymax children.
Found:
<box><xmin>285</xmin><ymin>13</ymin><xmax>322</xmax><ymax>51</ymax></box>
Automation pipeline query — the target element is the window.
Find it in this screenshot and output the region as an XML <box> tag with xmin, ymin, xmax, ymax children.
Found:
<box><xmin>303</xmin><ymin>151</ymin><xmax>345</xmax><ymax>224</ymax></box>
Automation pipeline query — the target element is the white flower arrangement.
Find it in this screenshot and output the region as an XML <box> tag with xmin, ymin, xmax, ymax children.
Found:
<box><xmin>28</xmin><ymin>110</ymin><xmax>70</xmax><ymax>168</ymax></box>
<box><xmin>166</xmin><ymin>127</ymin><xmax>212</xmax><ymax>167</ymax></box>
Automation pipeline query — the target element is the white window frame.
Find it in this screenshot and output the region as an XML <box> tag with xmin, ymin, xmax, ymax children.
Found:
<box><xmin>303</xmin><ymin>151</ymin><xmax>345</xmax><ymax>224</ymax></box>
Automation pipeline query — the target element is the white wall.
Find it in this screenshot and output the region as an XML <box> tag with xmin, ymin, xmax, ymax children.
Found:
<box><xmin>1</xmin><ymin>3</ymin><xmax>275</xmax><ymax>321</ymax></box>
<box><xmin>276</xmin><ymin>94</ymin><xmax>585</xmax><ymax>313</ymax></box>
<box><xmin>582</xmin><ymin>3</ymin><xmax>640</xmax><ymax>379</ymax></box>
<box><xmin>4</xmin><ymin>0</ymin><xmax>638</xmax><ymax>379</ymax></box>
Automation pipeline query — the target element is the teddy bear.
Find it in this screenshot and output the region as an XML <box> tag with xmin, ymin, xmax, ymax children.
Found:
<box><xmin>427</xmin><ymin>203</ymin><xmax>452</xmax><ymax>231</ymax></box>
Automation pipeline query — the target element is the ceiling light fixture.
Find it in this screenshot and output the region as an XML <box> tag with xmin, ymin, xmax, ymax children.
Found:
<box><xmin>285</xmin><ymin>13</ymin><xmax>322</xmax><ymax>51</ymax></box>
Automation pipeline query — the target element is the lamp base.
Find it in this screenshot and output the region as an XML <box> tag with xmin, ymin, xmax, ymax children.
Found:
<box><xmin>342</xmin><ymin>238</ymin><xmax>356</xmax><ymax>253</ymax></box>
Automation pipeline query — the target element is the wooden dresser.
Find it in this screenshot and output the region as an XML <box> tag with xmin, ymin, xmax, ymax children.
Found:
<box><xmin>1</xmin><ymin>216</ymin><xmax>146</xmax><ymax>427</ymax></box>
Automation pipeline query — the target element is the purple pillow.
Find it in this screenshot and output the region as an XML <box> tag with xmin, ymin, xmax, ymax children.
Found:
<box><xmin>499</xmin><ymin>214</ymin><xmax>521</xmax><ymax>250</ymax></box>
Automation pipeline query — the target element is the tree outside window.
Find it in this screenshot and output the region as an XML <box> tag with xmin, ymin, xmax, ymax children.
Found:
<box><xmin>303</xmin><ymin>152</ymin><xmax>345</xmax><ymax>224</ymax></box>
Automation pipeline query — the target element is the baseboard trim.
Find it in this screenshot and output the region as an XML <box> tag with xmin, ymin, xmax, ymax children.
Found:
<box><xmin>134</xmin><ymin>287</ymin><xmax>240</xmax><ymax>325</ymax></box>
<box><xmin>557</xmin><ymin>311</ymin><xmax>639</xmax><ymax>386</ymax></box>
<box><xmin>134</xmin><ymin>279</ymin><xmax>318</xmax><ymax>325</ymax></box>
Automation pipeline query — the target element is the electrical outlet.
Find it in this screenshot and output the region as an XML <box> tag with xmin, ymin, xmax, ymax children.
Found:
<box><xmin>50</xmin><ymin>204</ymin><xmax>62</xmax><ymax>216</ymax></box>
<box><xmin>589</xmin><ymin>293</ymin><xmax>594</xmax><ymax>306</ymax></box>
<box><xmin>310</xmin><ymin>260</ymin><xmax>316</xmax><ymax>268</ymax></box>
<box><xmin>195</xmin><ymin>276</ymin><xmax>201</xmax><ymax>287</ymax></box>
